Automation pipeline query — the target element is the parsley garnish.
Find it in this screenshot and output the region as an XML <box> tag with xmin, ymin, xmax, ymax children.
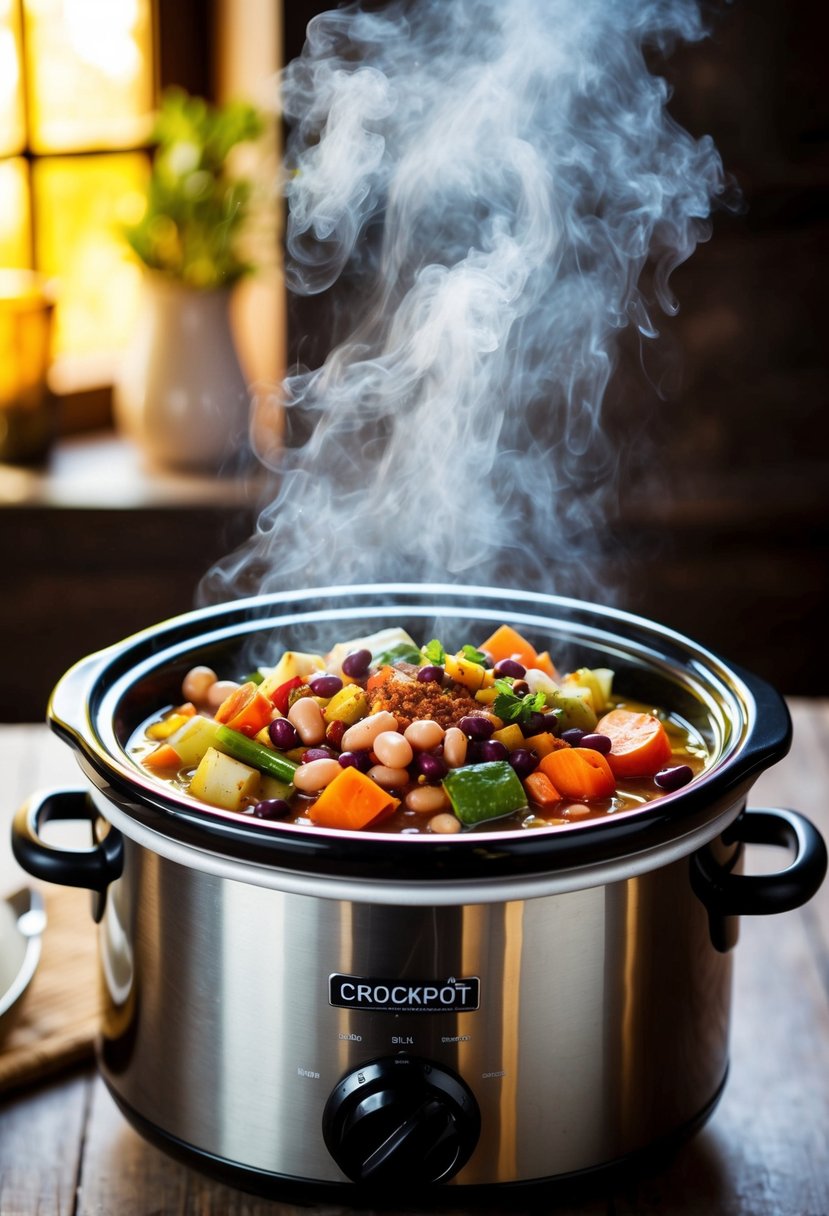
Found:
<box><xmin>460</xmin><ymin>644</ymin><xmax>488</xmax><ymax>666</ymax></box>
<box><xmin>493</xmin><ymin>678</ymin><xmax>547</xmax><ymax>724</ymax></box>
<box><xmin>373</xmin><ymin>641</ymin><xmax>423</xmax><ymax>667</ymax></box>
<box><xmin>422</xmin><ymin>638</ymin><xmax>446</xmax><ymax>665</ymax></box>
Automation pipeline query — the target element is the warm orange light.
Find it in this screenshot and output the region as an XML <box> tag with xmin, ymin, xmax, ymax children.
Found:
<box><xmin>0</xmin><ymin>0</ymin><xmax>26</xmax><ymax>155</ymax></box>
<box><xmin>33</xmin><ymin>152</ymin><xmax>149</xmax><ymax>363</ymax></box>
<box><xmin>22</xmin><ymin>0</ymin><xmax>155</xmax><ymax>153</ymax></box>
<box><xmin>0</xmin><ymin>269</ymin><xmax>56</xmax><ymax>462</ymax></box>
<box><xmin>0</xmin><ymin>158</ymin><xmax>31</xmax><ymax>267</ymax></box>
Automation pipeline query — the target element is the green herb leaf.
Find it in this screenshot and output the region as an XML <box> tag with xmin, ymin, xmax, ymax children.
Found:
<box><xmin>460</xmin><ymin>644</ymin><xmax>488</xmax><ymax>666</ymax></box>
<box><xmin>422</xmin><ymin>638</ymin><xmax>446</xmax><ymax>665</ymax></box>
<box><xmin>493</xmin><ymin>679</ymin><xmax>546</xmax><ymax>724</ymax></box>
<box><xmin>373</xmin><ymin>641</ymin><xmax>423</xmax><ymax>667</ymax></box>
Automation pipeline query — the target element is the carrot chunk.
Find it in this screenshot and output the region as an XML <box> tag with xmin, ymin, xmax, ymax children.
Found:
<box><xmin>365</xmin><ymin>665</ymin><xmax>397</xmax><ymax>693</ymax></box>
<box><xmin>538</xmin><ymin>747</ymin><xmax>616</xmax><ymax>799</ymax></box>
<box><xmin>596</xmin><ymin>708</ymin><xmax>673</xmax><ymax>778</ymax></box>
<box><xmin>534</xmin><ymin>650</ymin><xmax>559</xmax><ymax>679</ymax></box>
<box><xmin>307</xmin><ymin>765</ymin><xmax>400</xmax><ymax>830</ymax></box>
<box><xmin>142</xmin><ymin>743</ymin><xmax>182</xmax><ymax>771</ymax></box>
<box><xmin>524</xmin><ymin>770</ymin><xmax>562</xmax><ymax>808</ymax></box>
<box><xmin>215</xmin><ymin>681</ymin><xmax>274</xmax><ymax>737</ymax></box>
<box><xmin>478</xmin><ymin>624</ymin><xmax>539</xmax><ymax>669</ymax></box>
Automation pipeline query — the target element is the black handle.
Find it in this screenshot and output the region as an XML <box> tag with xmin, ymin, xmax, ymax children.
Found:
<box><xmin>11</xmin><ymin>789</ymin><xmax>123</xmax><ymax>920</ymax></box>
<box><xmin>691</xmin><ymin>807</ymin><xmax>827</xmax><ymax>918</ymax></box>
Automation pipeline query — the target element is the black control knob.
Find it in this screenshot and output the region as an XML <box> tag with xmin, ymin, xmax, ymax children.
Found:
<box><xmin>322</xmin><ymin>1055</ymin><xmax>480</xmax><ymax>1185</ymax></box>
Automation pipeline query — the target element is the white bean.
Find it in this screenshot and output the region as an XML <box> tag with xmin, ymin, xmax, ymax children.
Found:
<box><xmin>293</xmin><ymin>758</ymin><xmax>342</xmax><ymax>792</ymax></box>
<box><xmin>443</xmin><ymin>726</ymin><xmax>468</xmax><ymax>769</ymax></box>
<box><xmin>341</xmin><ymin>711</ymin><xmax>398</xmax><ymax>753</ymax></box>
<box><xmin>205</xmin><ymin>680</ymin><xmax>240</xmax><ymax>711</ymax></box>
<box><xmin>562</xmin><ymin>803</ymin><xmax>591</xmax><ymax>819</ymax></box>
<box><xmin>182</xmin><ymin>665</ymin><xmax>217</xmax><ymax>705</ymax></box>
<box><xmin>404</xmin><ymin>719</ymin><xmax>444</xmax><ymax>751</ymax></box>
<box><xmin>373</xmin><ymin>731</ymin><xmax>414</xmax><ymax>769</ymax></box>
<box><xmin>405</xmin><ymin>785</ymin><xmax>449</xmax><ymax>814</ymax></box>
<box><xmin>288</xmin><ymin>697</ymin><xmax>326</xmax><ymax>745</ymax></box>
<box><xmin>428</xmin><ymin>813</ymin><xmax>461</xmax><ymax>834</ymax></box>
<box><xmin>367</xmin><ymin>765</ymin><xmax>410</xmax><ymax>790</ymax></box>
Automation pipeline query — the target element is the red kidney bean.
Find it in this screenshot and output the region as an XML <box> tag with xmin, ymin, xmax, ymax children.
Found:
<box><xmin>479</xmin><ymin>739</ymin><xmax>509</xmax><ymax>763</ymax></box>
<box><xmin>417</xmin><ymin>752</ymin><xmax>448</xmax><ymax>782</ymax></box>
<box><xmin>269</xmin><ymin>718</ymin><xmax>300</xmax><ymax>750</ymax></box>
<box><xmin>338</xmin><ymin>750</ymin><xmax>372</xmax><ymax>772</ymax></box>
<box><xmin>494</xmin><ymin>659</ymin><xmax>526</xmax><ymax>679</ymax></box>
<box><xmin>342</xmin><ymin>649</ymin><xmax>372</xmax><ymax>678</ymax></box>
<box><xmin>580</xmin><ymin>733</ymin><xmax>612</xmax><ymax>755</ymax></box>
<box><xmin>654</xmin><ymin>764</ymin><xmax>694</xmax><ymax>791</ymax></box>
<box><xmin>252</xmin><ymin>798</ymin><xmax>291</xmax><ymax>819</ymax></box>
<box><xmin>458</xmin><ymin>715</ymin><xmax>495</xmax><ymax>740</ymax></box>
<box><xmin>508</xmin><ymin>748</ymin><xmax>538</xmax><ymax>778</ymax></box>
<box><xmin>309</xmin><ymin>673</ymin><xmax>343</xmax><ymax>698</ymax></box>
<box><xmin>417</xmin><ymin>666</ymin><xmax>444</xmax><ymax>684</ymax></box>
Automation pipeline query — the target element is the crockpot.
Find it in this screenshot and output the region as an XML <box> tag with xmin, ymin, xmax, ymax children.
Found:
<box><xmin>11</xmin><ymin>584</ymin><xmax>827</xmax><ymax>1203</ymax></box>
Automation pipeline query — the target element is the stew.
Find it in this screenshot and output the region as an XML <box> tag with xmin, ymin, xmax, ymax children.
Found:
<box><xmin>129</xmin><ymin>623</ymin><xmax>708</xmax><ymax>834</ymax></box>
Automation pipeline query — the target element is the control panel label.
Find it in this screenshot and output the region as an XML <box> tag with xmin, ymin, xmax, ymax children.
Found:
<box><xmin>329</xmin><ymin>973</ymin><xmax>480</xmax><ymax>1014</ymax></box>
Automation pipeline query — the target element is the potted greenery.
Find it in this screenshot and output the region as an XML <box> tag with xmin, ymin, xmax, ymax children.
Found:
<box><xmin>114</xmin><ymin>88</ymin><xmax>266</xmax><ymax>471</ymax></box>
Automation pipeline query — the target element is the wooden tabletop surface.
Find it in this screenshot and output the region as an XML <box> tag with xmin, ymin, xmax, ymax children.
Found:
<box><xmin>1</xmin><ymin>704</ymin><xmax>828</xmax><ymax>1215</ymax></box>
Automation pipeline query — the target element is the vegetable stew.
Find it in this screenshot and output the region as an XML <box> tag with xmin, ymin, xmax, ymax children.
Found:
<box><xmin>129</xmin><ymin>624</ymin><xmax>708</xmax><ymax>834</ymax></box>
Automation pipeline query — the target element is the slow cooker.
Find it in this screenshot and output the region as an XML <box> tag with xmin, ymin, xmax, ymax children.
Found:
<box><xmin>11</xmin><ymin>584</ymin><xmax>827</xmax><ymax>1203</ymax></box>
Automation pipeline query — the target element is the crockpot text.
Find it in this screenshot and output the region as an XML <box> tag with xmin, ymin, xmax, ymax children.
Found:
<box><xmin>329</xmin><ymin>974</ymin><xmax>480</xmax><ymax>1014</ymax></box>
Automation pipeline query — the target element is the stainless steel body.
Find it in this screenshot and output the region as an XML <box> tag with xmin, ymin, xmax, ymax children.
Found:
<box><xmin>98</xmin><ymin>825</ymin><xmax>732</xmax><ymax>1185</ymax></box>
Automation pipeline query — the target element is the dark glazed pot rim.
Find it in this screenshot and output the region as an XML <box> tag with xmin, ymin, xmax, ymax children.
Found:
<box><xmin>48</xmin><ymin>583</ymin><xmax>791</xmax><ymax>882</ymax></box>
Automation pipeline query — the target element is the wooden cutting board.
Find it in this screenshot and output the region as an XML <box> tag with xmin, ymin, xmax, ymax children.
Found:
<box><xmin>0</xmin><ymin>885</ymin><xmax>99</xmax><ymax>1095</ymax></box>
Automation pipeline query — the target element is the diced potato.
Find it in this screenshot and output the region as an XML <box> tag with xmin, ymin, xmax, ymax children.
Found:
<box><xmin>492</xmin><ymin>723</ymin><xmax>525</xmax><ymax>751</ymax></box>
<box><xmin>545</xmin><ymin>688</ymin><xmax>597</xmax><ymax>732</ymax></box>
<box><xmin>564</xmin><ymin>667</ymin><xmax>614</xmax><ymax>714</ymax></box>
<box><xmin>189</xmin><ymin>747</ymin><xmax>261</xmax><ymax>811</ymax></box>
<box><xmin>259</xmin><ymin>652</ymin><xmax>326</xmax><ymax>698</ymax></box>
<box><xmin>323</xmin><ymin>684</ymin><xmax>369</xmax><ymax>726</ymax></box>
<box><xmin>168</xmin><ymin>715</ymin><xmax>223</xmax><ymax>766</ymax></box>
<box><xmin>525</xmin><ymin>668</ymin><xmax>561</xmax><ymax>698</ymax></box>
<box><xmin>260</xmin><ymin>774</ymin><xmax>295</xmax><ymax>802</ymax></box>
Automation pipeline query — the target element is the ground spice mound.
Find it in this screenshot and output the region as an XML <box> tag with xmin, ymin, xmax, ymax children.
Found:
<box><xmin>369</xmin><ymin>672</ymin><xmax>484</xmax><ymax>730</ymax></box>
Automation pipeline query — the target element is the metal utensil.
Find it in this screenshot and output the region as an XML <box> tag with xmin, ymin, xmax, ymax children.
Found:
<box><xmin>0</xmin><ymin>887</ymin><xmax>46</xmax><ymax>1036</ymax></box>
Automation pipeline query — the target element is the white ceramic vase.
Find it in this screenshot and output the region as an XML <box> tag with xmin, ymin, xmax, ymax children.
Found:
<box><xmin>113</xmin><ymin>273</ymin><xmax>251</xmax><ymax>472</ymax></box>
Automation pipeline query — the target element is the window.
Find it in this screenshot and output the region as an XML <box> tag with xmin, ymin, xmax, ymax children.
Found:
<box><xmin>0</xmin><ymin>0</ymin><xmax>156</xmax><ymax>391</ymax></box>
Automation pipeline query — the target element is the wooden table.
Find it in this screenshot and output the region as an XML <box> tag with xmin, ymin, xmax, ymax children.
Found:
<box><xmin>1</xmin><ymin>705</ymin><xmax>828</xmax><ymax>1215</ymax></box>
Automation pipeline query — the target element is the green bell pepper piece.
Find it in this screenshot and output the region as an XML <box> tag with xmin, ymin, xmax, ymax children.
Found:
<box><xmin>442</xmin><ymin>761</ymin><xmax>528</xmax><ymax>827</ymax></box>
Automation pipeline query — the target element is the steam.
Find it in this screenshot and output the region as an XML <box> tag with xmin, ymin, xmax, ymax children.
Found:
<box><xmin>200</xmin><ymin>0</ymin><xmax>727</xmax><ymax>604</ymax></box>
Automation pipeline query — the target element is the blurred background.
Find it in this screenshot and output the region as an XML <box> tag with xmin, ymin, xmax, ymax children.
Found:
<box><xmin>0</xmin><ymin>0</ymin><xmax>826</xmax><ymax>720</ymax></box>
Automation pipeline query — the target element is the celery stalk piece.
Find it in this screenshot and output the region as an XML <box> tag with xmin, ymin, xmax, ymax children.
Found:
<box><xmin>213</xmin><ymin>725</ymin><xmax>299</xmax><ymax>782</ymax></box>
